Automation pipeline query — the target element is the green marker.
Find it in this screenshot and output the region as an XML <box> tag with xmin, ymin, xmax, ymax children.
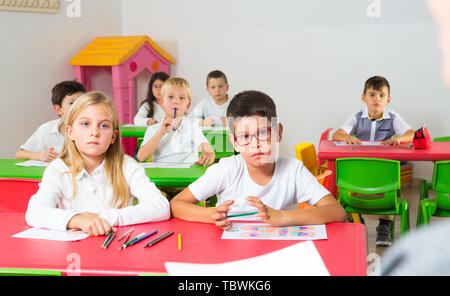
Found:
<box><xmin>227</xmin><ymin>211</ymin><xmax>258</xmax><ymax>218</ymax></box>
<box><xmin>123</xmin><ymin>232</ymin><xmax>146</xmax><ymax>249</ymax></box>
<box><xmin>101</xmin><ymin>232</ymin><xmax>113</xmax><ymax>248</ymax></box>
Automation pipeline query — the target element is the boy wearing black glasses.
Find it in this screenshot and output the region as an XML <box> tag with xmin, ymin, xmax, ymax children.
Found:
<box><xmin>171</xmin><ymin>90</ymin><xmax>345</xmax><ymax>230</ymax></box>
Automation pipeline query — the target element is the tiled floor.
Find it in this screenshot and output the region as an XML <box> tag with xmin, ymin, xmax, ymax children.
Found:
<box><xmin>363</xmin><ymin>178</ymin><xmax>444</xmax><ymax>257</ymax></box>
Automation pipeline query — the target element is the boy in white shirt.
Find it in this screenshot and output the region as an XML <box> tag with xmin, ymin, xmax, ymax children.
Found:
<box><xmin>171</xmin><ymin>90</ymin><xmax>346</xmax><ymax>229</ymax></box>
<box><xmin>190</xmin><ymin>70</ymin><xmax>230</xmax><ymax>127</ymax></box>
<box><xmin>15</xmin><ymin>80</ymin><xmax>86</xmax><ymax>161</ymax></box>
<box><xmin>332</xmin><ymin>76</ymin><xmax>414</xmax><ymax>246</ymax></box>
<box><xmin>137</xmin><ymin>77</ymin><xmax>215</xmax><ymax>165</ymax></box>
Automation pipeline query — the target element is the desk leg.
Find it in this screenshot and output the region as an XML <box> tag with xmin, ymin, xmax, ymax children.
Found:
<box><xmin>327</xmin><ymin>160</ymin><xmax>337</xmax><ymax>197</ymax></box>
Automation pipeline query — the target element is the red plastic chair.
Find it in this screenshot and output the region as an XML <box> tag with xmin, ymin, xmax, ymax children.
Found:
<box><xmin>0</xmin><ymin>178</ymin><xmax>41</xmax><ymax>213</ymax></box>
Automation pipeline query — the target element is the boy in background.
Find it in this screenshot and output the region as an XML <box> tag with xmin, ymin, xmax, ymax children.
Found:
<box><xmin>332</xmin><ymin>75</ymin><xmax>414</xmax><ymax>246</ymax></box>
<box><xmin>15</xmin><ymin>80</ymin><xmax>86</xmax><ymax>161</ymax></box>
<box><xmin>137</xmin><ymin>77</ymin><xmax>215</xmax><ymax>166</ymax></box>
<box><xmin>190</xmin><ymin>70</ymin><xmax>230</xmax><ymax>127</ymax></box>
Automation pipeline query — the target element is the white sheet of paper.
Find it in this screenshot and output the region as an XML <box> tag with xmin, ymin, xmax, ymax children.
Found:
<box><xmin>139</xmin><ymin>162</ymin><xmax>193</xmax><ymax>168</ymax></box>
<box><xmin>15</xmin><ymin>160</ymin><xmax>49</xmax><ymax>167</ymax></box>
<box><xmin>221</xmin><ymin>223</ymin><xmax>327</xmax><ymax>241</ymax></box>
<box><xmin>121</xmin><ymin>124</ymin><xmax>140</xmax><ymax>127</ymax></box>
<box><xmin>333</xmin><ymin>141</ymin><xmax>382</xmax><ymax>146</ymax></box>
<box><xmin>165</xmin><ymin>241</ymin><xmax>330</xmax><ymax>276</ymax></box>
<box><xmin>12</xmin><ymin>228</ymin><xmax>89</xmax><ymax>241</ymax></box>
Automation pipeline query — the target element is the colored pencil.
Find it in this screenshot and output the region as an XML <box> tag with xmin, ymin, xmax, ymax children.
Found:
<box><xmin>125</xmin><ymin>230</ymin><xmax>158</xmax><ymax>248</ymax></box>
<box><xmin>102</xmin><ymin>232</ymin><xmax>113</xmax><ymax>248</ymax></box>
<box><xmin>178</xmin><ymin>233</ymin><xmax>182</xmax><ymax>251</ymax></box>
<box><xmin>103</xmin><ymin>232</ymin><xmax>116</xmax><ymax>249</ymax></box>
<box><xmin>118</xmin><ymin>228</ymin><xmax>135</xmax><ymax>241</ymax></box>
<box><xmin>227</xmin><ymin>211</ymin><xmax>258</xmax><ymax>218</ymax></box>
<box><xmin>122</xmin><ymin>232</ymin><xmax>146</xmax><ymax>249</ymax></box>
<box><xmin>172</xmin><ymin>108</ymin><xmax>177</xmax><ymax>130</ymax></box>
<box><xmin>144</xmin><ymin>232</ymin><xmax>174</xmax><ymax>248</ymax></box>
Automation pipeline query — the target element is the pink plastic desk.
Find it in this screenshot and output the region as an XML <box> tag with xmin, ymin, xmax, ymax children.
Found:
<box><xmin>318</xmin><ymin>141</ymin><xmax>450</xmax><ymax>196</ymax></box>
<box><xmin>0</xmin><ymin>213</ymin><xmax>367</xmax><ymax>276</ymax></box>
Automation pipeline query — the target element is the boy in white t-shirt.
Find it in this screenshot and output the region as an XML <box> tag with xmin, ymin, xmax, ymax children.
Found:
<box><xmin>137</xmin><ymin>77</ymin><xmax>215</xmax><ymax>166</ymax></box>
<box><xmin>171</xmin><ymin>90</ymin><xmax>346</xmax><ymax>229</ymax></box>
<box><xmin>15</xmin><ymin>80</ymin><xmax>86</xmax><ymax>161</ymax></box>
<box><xmin>190</xmin><ymin>70</ymin><xmax>230</xmax><ymax>127</ymax></box>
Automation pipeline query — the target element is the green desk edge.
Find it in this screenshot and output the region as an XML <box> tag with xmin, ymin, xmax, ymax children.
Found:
<box><xmin>1</xmin><ymin>159</ymin><xmax>208</xmax><ymax>188</ymax></box>
<box><xmin>0</xmin><ymin>268</ymin><xmax>62</xmax><ymax>276</ymax></box>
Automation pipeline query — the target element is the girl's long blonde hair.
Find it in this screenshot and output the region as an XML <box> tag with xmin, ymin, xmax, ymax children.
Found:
<box><xmin>60</xmin><ymin>91</ymin><xmax>130</xmax><ymax>208</ymax></box>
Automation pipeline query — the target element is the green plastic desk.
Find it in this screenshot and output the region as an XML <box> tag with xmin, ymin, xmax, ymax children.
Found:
<box><xmin>120</xmin><ymin>124</ymin><xmax>235</xmax><ymax>159</ymax></box>
<box><xmin>0</xmin><ymin>159</ymin><xmax>46</xmax><ymax>179</ymax></box>
<box><xmin>120</xmin><ymin>125</ymin><xmax>147</xmax><ymax>138</ymax></box>
<box><xmin>0</xmin><ymin>159</ymin><xmax>207</xmax><ymax>187</ymax></box>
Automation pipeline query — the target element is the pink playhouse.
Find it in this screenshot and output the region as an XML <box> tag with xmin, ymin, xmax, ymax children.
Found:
<box><xmin>69</xmin><ymin>35</ymin><xmax>175</xmax><ymax>154</ymax></box>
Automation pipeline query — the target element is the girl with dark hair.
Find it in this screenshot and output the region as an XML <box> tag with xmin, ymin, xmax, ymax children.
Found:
<box><xmin>133</xmin><ymin>71</ymin><xmax>170</xmax><ymax>126</ymax></box>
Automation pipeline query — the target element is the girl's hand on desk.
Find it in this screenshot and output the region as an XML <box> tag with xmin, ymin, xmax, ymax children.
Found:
<box><xmin>67</xmin><ymin>212</ymin><xmax>117</xmax><ymax>236</ymax></box>
<box><xmin>39</xmin><ymin>147</ymin><xmax>59</xmax><ymax>162</ymax></box>
<box><xmin>246</xmin><ymin>196</ymin><xmax>284</xmax><ymax>226</ymax></box>
<box><xmin>211</xmin><ymin>200</ymin><xmax>234</xmax><ymax>230</ymax></box>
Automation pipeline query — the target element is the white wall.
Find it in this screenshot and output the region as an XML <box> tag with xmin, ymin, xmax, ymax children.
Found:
<box><xmin>0</xmin><ymin>0</ymin><xmax>122</xmax><ymax>158</ymax></box>
<box><xmin>122</xmin><ymin>0</ymin><xmax>450</xmax><ymax>178</ymax></box>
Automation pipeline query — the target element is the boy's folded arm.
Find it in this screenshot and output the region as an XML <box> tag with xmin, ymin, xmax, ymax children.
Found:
<box><xmin>170</xmin><ymin>188</ymin><xmax>216</xmax><ymax>223</ymax></box>
<box><xmin>15</xmin><ymin>149</ymin><xmax>39</xmax><ymax>160</ymax></box>
<box><xmin>397</xmin><ymin>129</ymin><xmax>415</xmax><ymax>142</ymax></box>
<box><xmin>137</xmin><ymin>133</ymin><xmax>162</xmax><ymax>161</ymax></box>
<box><xmin>275</xmin><ymin>195</ymin><xmax>347</xmax><ymax>226</ymax></box>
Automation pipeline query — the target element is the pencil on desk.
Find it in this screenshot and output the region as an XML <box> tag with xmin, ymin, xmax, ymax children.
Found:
<box><xmin>122</xmin><ymin>232</ymin><xmax>146</xmax><ymax>249</ymax></box>
<box><xmin>118</xmin><ymin>228</ymin><xmax>135</xmax><ymax>241</ymax></box>
<box><xmin>126</xmin><ymin>230</ymin><xmax>158</xmax><ymax>248</ymax></box>
<box><xmin>227</xmin><ymin>211</ymin><xmax>258</xmax><ymax>218</ymax></box>
<box><xmin>178</xmin><ymin>233</ymin><xmax>182</xmax><ymax>251</ymax></box>
<box><xmin>104</xmin><ymin>232</ymin><xmax>116</xmax><ymax>249</ymax></box>
<box><xmin>102</xmin><ymin>232</ymin><xmax>112</xmax><ymax>248</ymax></box>
<box><xmin>144</xmin><ymin>231</ymin><xmax>174</xmax><ymax>248</ymax></box>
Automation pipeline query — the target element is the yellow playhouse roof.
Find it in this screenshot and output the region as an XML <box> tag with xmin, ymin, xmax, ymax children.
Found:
<box><xmin>69</xmin><ymin>36</ymin><xmax>175</xmax><ymax>66</ymax></box>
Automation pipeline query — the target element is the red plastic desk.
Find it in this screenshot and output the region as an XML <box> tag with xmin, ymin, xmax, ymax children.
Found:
<box><xmin>0</xmin><ymin>213</ymin><xmax>367</xmax><ymax>276</ymax></box>
<box><xmin>318</xmin><ymin>141</ymin><xmax>450</xmax><ymax>196</ymax></box>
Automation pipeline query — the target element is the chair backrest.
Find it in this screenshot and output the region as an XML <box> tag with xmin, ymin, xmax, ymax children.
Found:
<box><xmin>433</xmin><ymin>160</ymin><xmax>450</xmax><ymax>210</ymax></box>
<box><xmin>320</xmin><ymin>128</ymin><xmax>333</xmax><ymax>142</ymax></box>
<box><xmin>316</xmin><ymin>169</ymin><xmax>332</xmax><ymax>188</ymax></box>
<box><xmin>433</xmin><ymin>136</ymin><xmax>450</xmax><ymax>142</ymax></box>
<box><xmin>0</xmin><ymin>178</ymin><xmax>41</xmax><ymax>213</ymax></box>
<box><xmin>336</xmin><ymin>158</ymin><xmax>400</xmax><ymax>210</ymax></box>
<box><xmin>295</xmin><ymin>143</ymin><xmax>318</xmax><ymax>176</ymax></box>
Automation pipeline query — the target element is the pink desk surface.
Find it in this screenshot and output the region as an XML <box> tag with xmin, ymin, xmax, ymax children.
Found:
<box><xmin>0</xmin><ymin>213</ymin><xmax>367</xmax><ymax>276</ymax></box>
<box><xmin>318</xmin><ymin>141</ymin><xmax>450</xmax><ymax>196</ymax></box>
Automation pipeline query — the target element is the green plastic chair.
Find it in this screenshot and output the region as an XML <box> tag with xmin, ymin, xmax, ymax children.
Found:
<box><xmin>417</xmin><ymin>160</ymin><xmax>450</xmax><ymax>227</ymax></box>
<box><xmin>336</xmin><ymin>158</ymin><xmax>410</xmax><ymax>236</ymax></box>
<box><xmin>420</xmin><ymin>136</ymin><xmax>450</xmax><ymax>200</ymax></box>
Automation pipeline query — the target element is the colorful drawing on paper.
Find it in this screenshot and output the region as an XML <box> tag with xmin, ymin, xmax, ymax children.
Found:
<box><xmin>222</xmin><ymin>223</ymin><xmax>327</xmax><ymax>241</ymax></box>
